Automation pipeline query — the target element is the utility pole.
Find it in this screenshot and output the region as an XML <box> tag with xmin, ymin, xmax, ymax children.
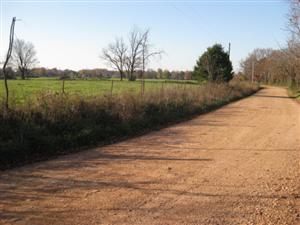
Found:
<box><xmin>251</xmin><ymin>61</ymin><xmax>255</xmax><ymax>83</ymax></box>
<box><xmin>228</xmin><ymin>42</ymin><xmax>231</xmax><ymax>60</ymax></box>
<box><xmin>2</xmin><ymin>17</ymin><xmax>16</xmax><ymax>110</ymax></box>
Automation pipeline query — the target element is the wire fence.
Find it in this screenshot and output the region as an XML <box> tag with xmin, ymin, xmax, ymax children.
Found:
<box><xmin>0</xmin><ymin>79</ymin><xmax>200</xmax><ymax>106</ymax></box>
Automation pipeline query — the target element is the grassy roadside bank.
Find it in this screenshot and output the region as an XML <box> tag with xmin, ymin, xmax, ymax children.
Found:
<box><xmin>288</xmin><ymin>86</ymin><xmax>300</xmax><ymax>100</ymax></box>
<box><xmin>0</xmin><ymin>81</ymin><xmax>259</xmax><ymax>170</ymax></box>
<box><xmin>260</xmin><ymin>84</ymin><xmax>300</xmax><ymax>100</ymax></box>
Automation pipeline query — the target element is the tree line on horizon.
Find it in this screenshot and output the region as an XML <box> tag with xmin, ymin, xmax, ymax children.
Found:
<box><xmin>0</xmin><ymin>67</ymin><xmax>193</xmax><ymax>81</ymax></box>
<box><xmin>239</xmin><ymin>0</ymin><xmax>300</xmax><ymax>87</ymax></box>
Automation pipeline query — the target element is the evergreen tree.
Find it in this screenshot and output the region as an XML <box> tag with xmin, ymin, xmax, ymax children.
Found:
<box><xmin>193</xmin><ymin>44</ymin><xmax>233</xmax><ymax>82</ymax></box>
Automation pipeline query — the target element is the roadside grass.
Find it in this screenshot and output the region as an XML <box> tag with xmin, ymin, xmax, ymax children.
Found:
<box><xmin>259</xmin><ymin>83</ymin><xmax>300</xmax><ymax>100</ymax></box>
<box><xmin>0</xmin><ymin>80</ymin><xmax>259</xmax><ymax>170</ymax></box>
<box><xmin>0</xmin><ymin>78</ymin><xmax>199</xmax><ymax>105</ymax></box>
<box><xmin>288</xmin><ymin>86</ymin><xmax>300</xmax><ymax>99</ymax></box>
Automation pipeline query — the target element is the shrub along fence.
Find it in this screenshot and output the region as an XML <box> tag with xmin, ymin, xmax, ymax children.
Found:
<box><xmin>0</xmin><ymin>81</ymin><xmax>260</xmax><ymax>170</ymax></box>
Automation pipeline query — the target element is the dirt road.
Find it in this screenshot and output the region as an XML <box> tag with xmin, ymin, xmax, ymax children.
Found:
<box><xmin>0</xmin><ymin>86</ymin><xmax>299</xmax><ymax>225</ymax></box>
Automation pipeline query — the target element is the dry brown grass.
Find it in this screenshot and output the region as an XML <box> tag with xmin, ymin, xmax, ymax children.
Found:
<box><xmin>0</xmin><ymin>81</ymin><xmax>259</xmax><ymax>170</ymax></box>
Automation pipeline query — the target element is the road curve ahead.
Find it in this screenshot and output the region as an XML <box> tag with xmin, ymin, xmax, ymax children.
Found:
<box><xmin>0</xmin><ymin>86</ymin><xmax>299</xmax><ymax>225</ymax></box>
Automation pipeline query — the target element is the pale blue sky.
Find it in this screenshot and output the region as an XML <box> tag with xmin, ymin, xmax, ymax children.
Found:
<box><xmin>0</xmin><ymin>0</ymin><xmax>289</xmax><ymax>71</ymax></box>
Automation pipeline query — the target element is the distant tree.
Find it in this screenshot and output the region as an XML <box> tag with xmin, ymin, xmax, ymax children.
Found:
<box><xmin>144</xmin><ymin>69</ymin><xmax>157</xmax><ymax>79</ymax></box>
<box><xmin>184</xmin><ymin>71</ymin><xmax>192</xmax><ymax>80</ymax></box>
<box><xmin>125</xmin><ymin>27</ymin><xmax>163</xmax><ymax>81</ymax></box>
<box><xmin>179</xmin><ymin>71</ymin><xmax>185</xmax><ymax>80</ymax></box>
<box><xmin>101</xmin><ymin>27</ymin><xmax>163</xmax><ymax>81</ymax></box>
<box><xmin>233</xmin><ymin>72</ymin><xmax>247</xmax><ymax>80</ymax></box>
<box><xmin>0</xmin><ymin>67</ymin><xmax>16</xmax><ymax>80</ymax></box>
<box><xmin>157</xmin><ymin>68</ymin><xmax>163</xmax><ymax>79</ymax></box>
<box><xmin>171</xmin><ymin>71</ymin><xmax>185</xmax><ymax>80</ymax></box>
<box><xmin>30</xmin><ymin>67</ymin><xmax>47</xmax><ymax>77</ymax></box>
<box><xmin>78</xmin><ymin>69</ymin><xmax>107</xmax><ymax>79</ymax></box>
<box><xmin>238</xmin><ymin>1</ymin><xmax>300</xmax><ymax>87</ymax></box>
<box><xmin>287</xmin><ymin>0</ymin><xmax>300</xmax><ymax>40</ymax></box>
<box><xmin>193</xmin><ymin>44</ymin><xmax>233</xmax><ymax>82</ymax></box>
<box><xmin>162</xmin><ymin>69</ymin><xmax>171</xmax><ymax>79</ymax></box>
<box><xmin>240</xmin><ymin>48</ymin><xmax>273</xmax><ymax>82</ymax></box>
<box><xmin>125</xmin><ymin>27</ymin><xmax>145</xmax><ymax>81</ymax></box>
<box><xmin>102</xmin><ymin>37</ymin><xmax>127</xmax><ymax>81</ymax></box>
<box><xmin>140</xmin><ymin>29</ymin><xmax>163</xmax><ymax>79</ymax></box>
<box><xmin>59</xmin><ymin>69</ymin><xmax>77</xmax><ymax>80</ymax></box>
<box><xmin>12</xmin><ymin>39</ymin><xmax>38</xmax><ymax>79</ymax></box>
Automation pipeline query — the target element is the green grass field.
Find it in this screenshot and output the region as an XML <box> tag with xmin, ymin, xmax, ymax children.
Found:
<box><xmin>0</xmin><ymin>78</ymin><xmax>199</xmax><ymax>105</ymax></box>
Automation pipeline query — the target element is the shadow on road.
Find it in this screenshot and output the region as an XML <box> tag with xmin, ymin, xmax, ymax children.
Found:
<box><xmin>253</xmin><ymin>94</ymin><xmax>295</xmax><ymax>99</ymax></box>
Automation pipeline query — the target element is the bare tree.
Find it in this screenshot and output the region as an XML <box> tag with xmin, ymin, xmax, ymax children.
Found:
<box><xmin>125</xmin><ymin>27</ymin><xmax>163</xmax><ymax>81</ymax></box>
<box><xmin>101</xmin><ymin>37</ymin><xmax>127</xmax><ymax>81</ymax></box>
<box><xmin>239</xmin><ymin>1</ymin><xmax>300</xmax><ymax>86</ymax></box>
<box><xmin>12</xmin><ymin>39</ymin><xmax>38</xmax><ymax>80</ymax></box>
<box><xmin>140</xmin><ymin>29</ymin><xmax>163</xmax><ymax>79</ymax></box>
<box><xmin>287</xmin><ymin>0</ymin><xmax>300</xmax><ymax>40</ymax></box>
<box><xmin>284</xmin><ymin>41</ymin><xmax>300</xmax><ymax>86</ymax></box>
<box><xmin>240</xmin><ymin>48</ymin><xmax>273</xmax><ymax>82</ymax></box>
<box><xmin>125</xmin><ymin>27</ymin><xmax>145</xmax><ymax>81</ymax></box>
<box><xmin>240</xmin><ymin>46</ymin><xmax>300</xmax><ymax>86</ymax></box>
<box><xmin>101</xmin><ymin>26</ymin><xmax>163</xmax><ymax>81</ymax></box>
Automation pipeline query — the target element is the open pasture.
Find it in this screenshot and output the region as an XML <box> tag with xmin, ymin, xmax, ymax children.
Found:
<box><xmin>0</xmin><ymin>78</ymin><xmax>199</xmax><ymax>105</ymax></box>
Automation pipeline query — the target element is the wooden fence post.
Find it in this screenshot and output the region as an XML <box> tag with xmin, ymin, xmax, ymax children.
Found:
<box><xmin>140</xmin><ymin>80</ymin><xmax>144</xmax><ymax>96</ymax></box>
<box><xmin>62</xmin><ymin>80</ymin><xmax>65</xmax><ymax>95</ymax></box>
<box><xmin>2</xmin><ymin>17</ymin><xmax>16</xmax><ymax>111</ymax></box>
<box><xmin>111</xmin><ymin>80</ymin><xmax>114</xmax><ymax>96</ymax></box>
